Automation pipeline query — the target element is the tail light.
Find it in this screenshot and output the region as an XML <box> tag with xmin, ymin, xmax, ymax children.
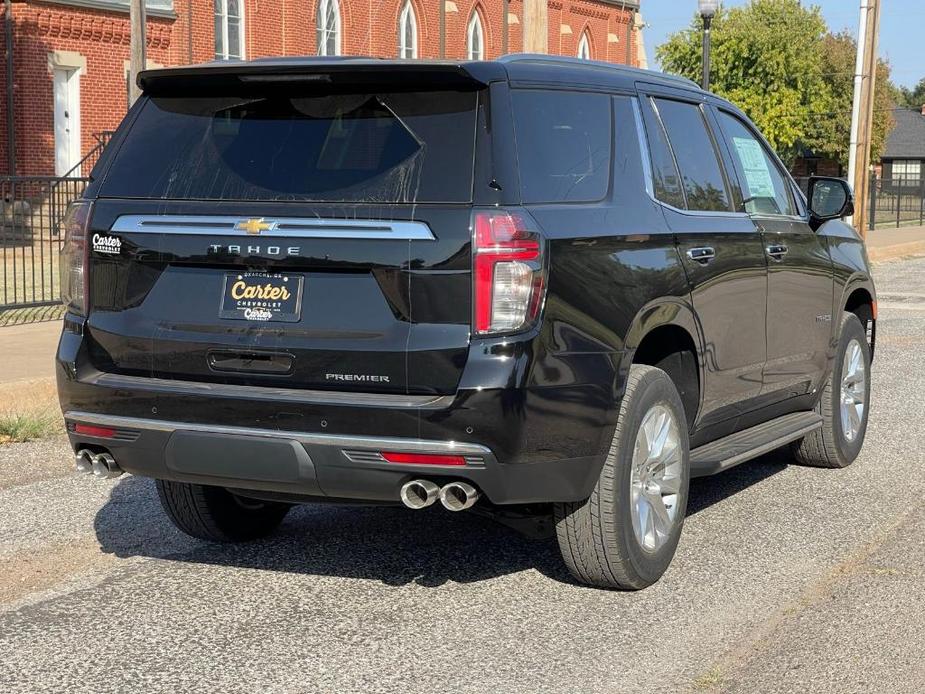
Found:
<box><xmin>473</xmin><ymin>210</ymin><xmax>546</xmax><ymax>335</ymax></box>
<box><xmin>60</xmin><ymin>200</ymin><xmax>92</xmax><ymax>315</ymax></box>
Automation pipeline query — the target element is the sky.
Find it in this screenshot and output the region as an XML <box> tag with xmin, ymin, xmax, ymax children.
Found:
<box><xmin>641</xmin><ymin>1</ymin><xmax>923</xmax><ymax>89</ymax></box>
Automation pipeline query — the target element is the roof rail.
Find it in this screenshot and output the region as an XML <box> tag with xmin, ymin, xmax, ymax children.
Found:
<box><xmin>497</xmin><ymin>53</ymin><xmax>700</xmax><ymax>90</ymax></box>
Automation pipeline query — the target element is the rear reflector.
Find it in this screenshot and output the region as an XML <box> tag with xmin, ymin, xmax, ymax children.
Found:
<box><xmin>73</xmin><ymin>424</ymin><xmax>116</xmax><ymax>438</ymax></box>
<box><xmin>381</xmin><ymin>451</ymin><xmax>467</xmax><ymax>466</ymax></box>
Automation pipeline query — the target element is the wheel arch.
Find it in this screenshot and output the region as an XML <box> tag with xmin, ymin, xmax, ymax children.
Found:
<box><xmin>620</xmin><ymin>299</ymin><xmax>704</xmax><ymax>430</ymax></box>
<box><xmin>841</xmin><ymin>279</ymin><xmax>876</xmax><ymax>360</ymax></box>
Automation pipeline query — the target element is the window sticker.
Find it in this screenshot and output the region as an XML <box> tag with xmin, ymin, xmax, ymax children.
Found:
<box><xmin>732</xmin><ymin>137</ymin><xmax>776</xmax><ymax>199</ymax></box>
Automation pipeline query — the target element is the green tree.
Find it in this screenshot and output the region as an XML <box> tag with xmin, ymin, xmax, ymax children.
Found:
<box><xmin>657</xmin><ymin>0</ymin><xmax>831</xmax><ymax>163</ymax></box>
<box><xmin>808</xmin><ymin>32</ymin><xmax>895</xmax><ymax>170</ymax></box>
<box><xmin>896</xmin><ymin>78</ymin><xmax>925</xmax><ymax>108</ymax></box>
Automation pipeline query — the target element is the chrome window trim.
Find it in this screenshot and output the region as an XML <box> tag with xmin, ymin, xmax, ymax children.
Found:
<box><xmin>631</xmin><ymin>97</ymin><xmax>655</xmax><ymax>199</ymax></box>
<box><xmin>65</xmin><ymin>410</ymin><xmax>493</xmax><ymax>456</ymax></box>
<box><xmin>110</xmin><ymin>215</ymin><xmax>436</xmax><ymax>240</ymax></box>
<box><xmin>632</xmin><ymin>96</ymin><xmax>750</xmax><ymax>220</ymax></box>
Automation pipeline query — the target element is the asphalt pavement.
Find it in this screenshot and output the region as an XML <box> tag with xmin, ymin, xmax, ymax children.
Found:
<box><xmin>1</xmin><ymin>257</ymin><xmax>924</xmax><ymax>693</ymax></box>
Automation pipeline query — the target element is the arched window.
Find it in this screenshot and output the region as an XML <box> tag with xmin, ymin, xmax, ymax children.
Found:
<box><xmin>467</xmin><ymin>11</ymin><xmax>485</xmax><ymax>61</ymax></box>
<box><xmin>578</xmin><ymin>32</ymin><xmax>591</xmax><ymax>60</ymax></box>
<box><xmin>215</xmin><ymin>0</ymin><xmax>244</xmax><ymax>60</ymax></box>
<box><xmin>317</xmin><ymin>0</ymin><xmax>341</xmax><ymax>56</ymax></box>
<box><xmin>398</xmin><ymin>1</ymin><xmax>418</xmax><ymax>59</ymax></box>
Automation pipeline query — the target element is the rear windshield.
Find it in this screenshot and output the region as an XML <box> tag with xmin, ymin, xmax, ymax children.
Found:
<box><xmin>100</xmin><ymin>90</ymin><xmax>479</xmax><ymax>203</ymax></box>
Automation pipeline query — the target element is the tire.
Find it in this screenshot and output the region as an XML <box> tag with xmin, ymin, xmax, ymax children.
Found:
<box><xmin>791</xmin><ymin>311</ymin><xmax>871</xmax><ymax>468</ymax></box>
<box><xmin>554</xmin><ymin>364</ymin><xmax>691</xmax><ymax>590</ymax></box>
<box><xmin>156</xmin><ymin>480</ymin><xmax>291</xmax><ymax>542</ymax></box>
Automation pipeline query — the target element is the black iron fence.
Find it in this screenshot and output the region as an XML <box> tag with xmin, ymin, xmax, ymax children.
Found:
<box><xmin>795</xmin><ymin>175</ymin><xmax>925</xmax><ymax>230</ymax></box>
<box><xmin>1</xmin><ymin>176</ymin><xmax>90</xmax><ymax>313</ymax></box>
<box><xmin>0</xmin><ymin>131</ymin><xmax>113</xmax><ymax>324</ymax></box>
<box><xmin>869</xmin><ymin>176</ymin><xmax>925</xmax><ymax>229</ymax></box>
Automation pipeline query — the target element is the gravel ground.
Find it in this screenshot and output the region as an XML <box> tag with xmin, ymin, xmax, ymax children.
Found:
<box><xmin>0</xmin><ymin>257</ymin><xmax>923</xmax><ymax>693</ymax></box>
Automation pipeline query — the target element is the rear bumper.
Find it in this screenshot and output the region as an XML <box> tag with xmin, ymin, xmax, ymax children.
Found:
<box><xmin>57</xmin><ymin>317</ymin><xmax>619</xmax><ymax>504</ymax></box>
<box><xmin>63</xmin><ymin>410</ymin><xmax>601</xmax><ymax>505</ymax></box>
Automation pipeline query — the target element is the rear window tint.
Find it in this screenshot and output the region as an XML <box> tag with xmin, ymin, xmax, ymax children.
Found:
<box><xmin>511</xmin><ymin>90</ymin><xmax>612</xmax><ymax>203</ymax></box>
<box><xmin>101</xmin><ymin>90</ymin><xmax>479</xmax><ymax>203</ymax></box>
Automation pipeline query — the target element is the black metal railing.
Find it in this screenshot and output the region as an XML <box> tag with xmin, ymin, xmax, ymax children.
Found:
<box><xmin>1</xmin><ymin>176</ymin><xmax>90</xmax><ymax>311</ymax></box>
<box><xmin>870</xmin><ymin>176</ymin><xmax>925</xmax><ymax>230</ymax></box>
<box><xmin>794</xmin><ymin>175</ymin><xmax>924</xmax><ymax>231</ymax></box>
<box><xmin>0</xmin><ymin>131</ymin><xmax>114</xmax><ymax>325</ymax></box>
<box><xmin>59</xmin><ymin>131</ymin><xmax>115</xmax><ymax>180</ymax></box>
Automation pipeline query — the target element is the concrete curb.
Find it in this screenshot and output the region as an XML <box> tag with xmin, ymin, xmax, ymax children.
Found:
<box><xmin>868</xmin><ymin>240</ymin><xmax>925</xmax><ymax>264</ymax></box>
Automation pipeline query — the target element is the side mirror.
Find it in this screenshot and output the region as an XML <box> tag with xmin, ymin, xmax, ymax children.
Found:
<box><xmin>808</xmin><ymin>176</ymin><xmax>854</xmax><ymax>230</ymax></box>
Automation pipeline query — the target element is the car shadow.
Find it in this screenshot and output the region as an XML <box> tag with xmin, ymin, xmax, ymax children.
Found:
<box><xmin>93</xmin><ymin>475</ymin><xmax>576</xmax><ymax>587</ymax></box>
<box><xmin>93</xmin><ymin>451</ymin><xmax>790</xmax><ymax>588</ymax></box>
<box><xmin>687</xmin><ymin>449</ymin><xmax>790</xmax><ymax>516</ymax></box>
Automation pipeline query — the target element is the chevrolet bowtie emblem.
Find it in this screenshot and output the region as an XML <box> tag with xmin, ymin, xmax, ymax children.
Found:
<box><xmin>235</xmin><ymin>218</ymin><xmax>275</xmax><ymax>235</ymax></box>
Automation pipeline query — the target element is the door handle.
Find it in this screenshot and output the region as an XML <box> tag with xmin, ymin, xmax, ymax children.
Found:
<box><xmin>766</xmin><ymin>244</ymin><xmax>789</xmax><ymax>261</ymax></box>
<box><xmin>686</xmin><ymin>247</ymin><xmax>716</xmax><ymax>265</ymax></box>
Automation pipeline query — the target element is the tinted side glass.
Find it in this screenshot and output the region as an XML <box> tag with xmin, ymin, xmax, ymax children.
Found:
<box><xmin>653</xmin><ymin>98</ymin><xmax>730</xmax><ymax>212</ymax></box>
<box><xmin>511</xmin><ymin>90</ymin><xmax>611</xmax><ymax>203</ymax></box>
<box><xmin>641</xmin><ymin>100</ymin><xmax>686</xmax><ymax>209</ymax></box>
<box><xmin>716</xmin><ymin>110</ymin><xmax>796</xmax><ymax>217</ymax></box>
<box><xmin>100</xmin><ymin>90</ymin><xmax>478</xmax><ymax>203</ymax></box>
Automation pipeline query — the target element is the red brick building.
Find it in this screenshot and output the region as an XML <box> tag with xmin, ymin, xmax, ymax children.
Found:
<box><xmin>0</xmin><ymin>0</ymin><xmax>643</xmax><ymax>177</ymax></box>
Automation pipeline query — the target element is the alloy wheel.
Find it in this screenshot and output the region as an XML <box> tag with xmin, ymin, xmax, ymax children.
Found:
<box><xmin>840</xmin><ymin>338</ymin><xmax>867</xmax><ymax>442</ymax></box>
<box><xmin>630</xmin><ymin>404</ymin><xmax>684</xmax><ymax>553</ymax></box>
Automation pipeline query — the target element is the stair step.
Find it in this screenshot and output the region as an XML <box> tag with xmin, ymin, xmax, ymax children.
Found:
<box><xmin>690</xmin><ymin>411</ymin><xmax>823</xmax><ymax>478</ymax></box>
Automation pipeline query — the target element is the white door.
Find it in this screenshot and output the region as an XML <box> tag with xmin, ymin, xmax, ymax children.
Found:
<box><xmin>53</xmin><ymin>68</ymin><xmax>81</xmax><ymax>176</ymax></box>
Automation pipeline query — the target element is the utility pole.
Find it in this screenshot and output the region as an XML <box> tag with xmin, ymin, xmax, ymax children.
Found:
<box><xmin>523</xmin><ymin>0</ymin><xmax>548</xmax><ymax>54</ymax></box>
<box><xmin>128</xmin><ymin>0</ymin><xmax>146</xmax><ymax>106</ymax></box>
<box><xmin>847</xmin><ymin>0</ymin><xmax>881</xmax><ymax>238</ymax></box>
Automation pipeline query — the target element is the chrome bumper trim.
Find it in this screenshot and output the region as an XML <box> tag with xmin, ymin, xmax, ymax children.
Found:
<box><xmin>64</xmin><ymin>411</ymin><xmax>493</xmax><ymax>457</ymax></box>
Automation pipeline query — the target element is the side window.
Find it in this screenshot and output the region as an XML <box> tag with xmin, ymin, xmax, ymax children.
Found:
<box><xmin>716</xmin><ymin>110</ymin><xmax>796</xmax><ymax>217</ymax></box>
<box><xmin>511</xmin><ymin>90</ymin><xmax>612</xmax><ymax>204</ymax></box>
<box><xmin>640</xmin><ymin>100</ymin><xmax>686</xmax><ymax>209</ymax></box>
<box><xmin>653</xmin><ymin>98</ymin><xmax>731</xmax><ymax>212</ymax></box>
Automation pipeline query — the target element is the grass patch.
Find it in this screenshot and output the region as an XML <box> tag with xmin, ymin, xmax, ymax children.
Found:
<box><xmin>0</xmin><ymin>410</ymin><xmax>58</xmax><ymax>444</ymax></box>
<box><xmin>692</xmin><ymin>665</ymin><xmax>725</xmax><ymax>691</ymax></box>
<box><xmin>0</xmin><ymin>378</ymin><xmax>61</xmax><ymax>444</ymax></box>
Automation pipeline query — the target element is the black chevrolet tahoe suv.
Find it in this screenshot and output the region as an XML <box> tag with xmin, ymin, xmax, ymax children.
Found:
<box><xmin>57</xmin><ymin>55</ymin><xmax>876</xmax><ymax>589</ymax></box>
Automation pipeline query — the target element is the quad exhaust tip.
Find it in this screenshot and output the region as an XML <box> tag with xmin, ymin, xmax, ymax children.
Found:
<box><xmin>75</xmin><ymin>449</ymin><xmax>95</xmax><ymax>474</ymax></box>
<box><xmin>400</xmin><ymin>479</ymin><xmax>440</xmax><ymax>509</ymax></box>
<box><xmin>439</xmin><ymin>481</ymin><xmax>480</xmax><ymax>512</ymax></box>
<box><xmin>399</xmin><ymin>480</ymin><xmax>481</xmax><ymax>511</ymax></box>
<box><xmin>75</xmin><ymin>449</ymin><xmax>124</xmax><ymax>480</ymax></box>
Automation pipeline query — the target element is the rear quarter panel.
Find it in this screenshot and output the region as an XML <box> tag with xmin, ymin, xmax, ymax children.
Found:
<box><xmin>502</xmin><ymin>95</ymin><xmax>696</xmax><ymax>465</ymax></box>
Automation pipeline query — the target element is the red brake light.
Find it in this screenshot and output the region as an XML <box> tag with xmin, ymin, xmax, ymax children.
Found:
<box><xmin>381</xmin><ymin>451</ymin><xmax>467</xmax><ymax>466</ymax></box>
<box><xmin>473</xmin><ymin>211</ymin><xmax>545</xmax><ymax>335</ymax></box>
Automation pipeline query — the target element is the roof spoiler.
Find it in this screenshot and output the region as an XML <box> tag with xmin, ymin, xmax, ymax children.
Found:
<box><xmin>138</xmin><ymin>58</ymin><xmax>502</xmax><ymax>95</ymax></box>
